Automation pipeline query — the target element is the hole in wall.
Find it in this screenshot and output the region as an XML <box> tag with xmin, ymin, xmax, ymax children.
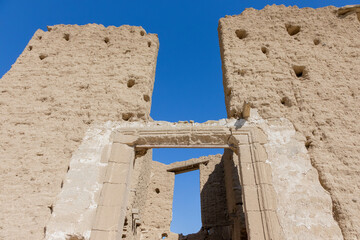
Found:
<box><xmin>155</xmin><ymin>188</ymin><xmax>160</xmax><ymax>194</ymax></box>
<box><xmin>137</xmin><ymin>113</ymin><xmax>145</xmax><ymax>119</ymax></box>
<box><xmin>66</xmin><ymin>234</ymin><xmax>85</xmax><ymax>240</ymax></box>
<box><xmin>161</xmin><ymin>233</ymin><xmax>168</xmax><ymax>239</ymax></box>
<box><xmin>39</xmin><ymin>54</ymin><xmax>48</xmax><ymax>60</ymax></box>
<box><xmin>28</xmin><ymin>46</ymin><xmax>33</xmax><ymax>51</ymax></box>
<box><xmin>143</xmin><ymin>94</ymin><xmax>150</xmax><ymax>102</ymax></box>
<box><xmin>127</xmin><ymin>79</ymin><xmax>135</xmax><ymax>88</ymax></box>
<box><xmin>229</xmin><ymin>108</ymin><xmax>240</xmax><ymax>119</ymax></box>
<box><xmin>234</xmin><ymin>69</ymin><xmax>246</xmax><ymax>76</ymax></box>
<box><xmin>67</xmin><ymin>166</ymin><xmax>70</xmax><ymax>172</ymax></box>
<box><xmin>48</xmin><ymin>204</ymin><xmax>53</xmax><ymax>214</ymax></box>
<box><xmin>147</xmin><ymin>41</ymin><xmax>152</xmax><ymax>47</ymax></box>
<box><xmin>83</xmin><ymin>119</ymin><xmax>93</xmax><ymax>125</ymax></box>
<box><xmin>60</xmin><ymin>181</ymin><xmax>64</xmax><ymax>188</ymax></box>
<box><xmin>261</xmin><ymin>46</ymin><xmax>268</xmax><ymax>54</ymax></box>
<box><xmin>235</xmin><ymin>29</ymin><xmax>248</xmax><ymax>39</ymax></box>
<box><xmin>140</xmin><ymin>30</ymin><xmax>145</xmax><ymax>36</ymax></box>
<box><xmin>305</xmin><ymin>137</ymin><xmax>312</xmax><ymax>150</ymax></box>
<box><xmin>122</xmin><ymin>113</ymin><xmax>134</xmax><ymax>121</ymax></box>
<box><xmin>143</xmin><ymin>95</ymin><xmax>150</xmax><ymax>102</ymax></box>
<box><xmin>104</xmin><ymin>37</ymin><xmax>110</xmax><ymax>44</ymax></box>
<box><xmin>239</xmin><ymin>69</ymin><xmax>246</xmax><ymax>76</ymax></box>
<box><xmin>285</xmin><ymin>24</ymin><xmax>301</xmax><ymax>36</ymax></box>
<box><xmin>47</xmin><ymin>26</ymin><xmax>52</xmax><ymax>32</ymax></box>
<box><xmin>135</xmin><ymin>148</ymin><xmax>148</xmax><ymax>158</ymax></box>
<box><xmin>226</xmin><ymin>88</ymin><xmax>232</xmax><ymax>97</ymax></box>
<box><xmin>313</xmin><ymin>38</ymin><xmax>321</xmax><ymax>45</ymax></box>
<box><xmin>280</xmin><ymin>96</ymin><xmax>292</xmax><ymax>107</ymax></box>
<box><xmin>38</xmin><ymin>36</ymin><xmax>42</xmax><ymax>40</ymax></box>
<box><xmin>292</xmin><ymin>65</ymin><xmax>306</xmax><ymax>78</ymax></box>
<box><xmin>63</xmin><ymin>33</ymin><xmax>70</xmax><ymax>41</ymax></box>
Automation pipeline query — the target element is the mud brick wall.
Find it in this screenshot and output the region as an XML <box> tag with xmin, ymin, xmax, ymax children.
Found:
<box><xmin>0</xmin><ymin>24</ymin><xmax>158</xmax><ymax>240</ymax></box>
<box><xmin>219</xmin><ymin>5</ymin><xmax>360</xmax><ymax>239</ymax></box>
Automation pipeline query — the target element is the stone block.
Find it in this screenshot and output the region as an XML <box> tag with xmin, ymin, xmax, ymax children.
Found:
<box><xmin>232</xmin><ymin>134</ymin><xmax>250</xmax><ymax>145</ymax></box>
<box><xmin>239</xmin><ymin>162</ymin><xmax>256</xmax><ymax>186</ymax></box>
<box><xmin>90</xmin><ymin>230</ymin><xmax>118</xmax><ymax>240</ymax></box>
<box><xmin>253</xmin><ymin>162</ymin><xmax>272</xmax><ymax>184</ymax></box>
<box><xmin>98</xmin><ymin>183</ymin><xmax>127</xmax><ymax>206</ymax></box>
<box><xmin>242</xmin><ymin>186</ymin><xmax>260</xmax><ymax>211</ymax></box>
<box><xmin>239</xmin><ymin>145</ymin><xmax>253</xmax><ymax>163</ymax></box>
<box><xmin>261</xmin><ymin>210</ymin><xmax>284</xmax><ymax>239</ymax></box>
<box><xmin>132</xmin><ymin>208</ymin><xmax>139</xmax><ymax>214</ymax></box>
<box><xmin>246</xmin><ymin>211</ymin><xmax>266</xmax><ymax>240</ymax></box>
<box><xmin>253</xmin><ymin>143</ymin><xmax>268</xmax><ymax>162</ymax></box>
<box><xmin>109</xmin><ymin>143</ymin><xmax>134</xmax><ymax>164</ymax></box>
<box><xmin>97</xmin><ymin>165</ymin><xmax>108</xmax><ymax>184</ymax></box>
<box><xmin>242</xmin><ymin>101</ymin><xmax>251</xmax><ymax>119</ymax></box>
<box><xmin>100</xmin><ymin>144</ymin><xmax>111</xmax><ymax>163</ymax></box>
<box><xmin>258</xmin><ymin>184</ymin><xmax>278</xmax><ymax>211</ymax></box>
<box><xmin>113</xmin><ymin>134</ymin><xmax>139</xmax><ymax>145</ymax></box>
<box><xmin>252</xmin><ymin>128</ymin><xmax>268</xmax><ymax>144</ymax></box>
<box><xmin>92</xmin><ymin>206</ymin><xmax>122</xmax><ymax>231</ymax></box>
<box><xmin>104</xmin><ymin>162</ymin><xmax>131</xmax><ymax>184</ymax></box>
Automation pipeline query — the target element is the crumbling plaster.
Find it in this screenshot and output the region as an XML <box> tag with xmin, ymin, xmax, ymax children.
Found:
<box><xmin>0</xmin><ymin>24</ymin><xmax>158</xmax><ymax>240</ymax></box>
<box><xmin>45</xmin><ymin>115</ymin><xmax>341</xmax><ymax>239</ymax></box>
<box><xmin>218</xmin><ymin>5</ymin><xmax>360</xmax><ymax>239</ymax></box>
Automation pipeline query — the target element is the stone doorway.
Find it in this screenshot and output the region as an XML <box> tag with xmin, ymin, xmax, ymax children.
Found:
<box><xmin>90</xmin><ymin>121</ymin><xmax>282</xmax><ymax>240</ymax></box>
<box><xmin>45</xmin><ymin>120</ymin><xmax>283</xmax><ymax>240</ymax></box>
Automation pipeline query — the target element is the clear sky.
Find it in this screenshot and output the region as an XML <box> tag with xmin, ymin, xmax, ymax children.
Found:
<box><xmin>0</xmin><ymin>0</ymin><xmax>357</xmax><ymax>236</ymax></box>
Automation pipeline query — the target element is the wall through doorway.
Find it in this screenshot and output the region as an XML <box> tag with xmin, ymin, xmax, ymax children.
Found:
<box><xmin>152</xmin><ymin>148</ymin><xmax>224</xmax><ymax>236</ymax></box>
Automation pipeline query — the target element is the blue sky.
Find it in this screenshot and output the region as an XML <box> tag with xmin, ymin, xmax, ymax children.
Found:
<box><xmin>0</xmin><ymin>0</ymin><xmax>357</xmax><ymax>235</ymax></box>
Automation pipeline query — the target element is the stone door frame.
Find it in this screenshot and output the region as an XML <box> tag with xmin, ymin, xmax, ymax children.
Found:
<box><xmin>91</xmin><ymin>123</ymin><xmax>283</xmax><ymax>240</ymax></box>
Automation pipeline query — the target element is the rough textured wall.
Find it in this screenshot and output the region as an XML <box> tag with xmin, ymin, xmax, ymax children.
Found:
<box><xmin>245</xmin><ymin>110</ymin><xmax>342</xmax><ymax>239</ymax></box>
<box><xmin>123</xmin><ymin>150</ymin><xmax>153</xmax><ymax>240</ymax></box>
<box><xmin>223</xmin><ymin>149</ymin><xmax>247</xmax><ymax>240</ymax></box>
<box><xmin>199</xmin><ymin>154</ymin><xmax>226</xmax><ymax>226</ymax></box>
<box><xmin>140</xmin><ymin>161</ymin><xmax>175</xmax><ymax>240</ymax></box>
<box><xmin>219</xmin><ymin>5</ymin><xmax>360</xmax><ymax>239</ymax></box>
<box><xmin>199</xmin><ymin>154</ymin><xmax>231</xmax><ymax>239</ymax></box>
<box><xmin>0</xmin><ymin>24</ymin><xmax>158</xmax><ymax>240</ymax></box>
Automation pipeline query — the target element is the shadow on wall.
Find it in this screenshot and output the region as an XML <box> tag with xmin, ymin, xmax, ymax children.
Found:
<box><xmin>178</xmin><ymin>152</ymin><xmax>247</xmax><ymax>240</ymax></box>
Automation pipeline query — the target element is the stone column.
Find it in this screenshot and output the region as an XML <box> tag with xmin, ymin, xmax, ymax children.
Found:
<box><xmin>90</xmin><ymin>143</ymin><xmax>135</xmax><ymax>240</ymax></box>
<box><xmin>232</xmin><ymin>128</ymin><xmax>284</xmax><ymax>240</ymax></box>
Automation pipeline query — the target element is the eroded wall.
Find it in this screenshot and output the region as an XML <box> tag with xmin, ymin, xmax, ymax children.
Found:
<box><xmin>121</xmin><ymin>152</ymin><xmax>238</xmax><ymax>240</ymax></box>
<box><xmin>219</xmin><ymin>5</ymin><xmax>360</xmax><ymax>239</ymax></box>
<box><xmin>0</xmin><ymin>24</ymin><xmax>158</xmax><ymax>240</ymax></box>
<box><xmin>223</xmin><ymin>149</ymin><xmax>247</xmax><ymax>240</ymax></box>
<box><xmin>135</xmin><ymin>161</ymin><xmax>176</xmax><ymax>240</ymax></box>
<box><xmin>199</xmin><ymin>154</ymin><xmax>231</xmax><ymax>239</ymax></box>
<box><xmin>119</xmin><ymin>150</ymin><xmax>154</xmax><ymax>240</ymax></box>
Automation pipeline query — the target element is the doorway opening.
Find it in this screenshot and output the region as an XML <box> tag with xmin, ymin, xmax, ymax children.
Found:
<box><xmin>172</xmin><ymin>170</ymin><xmax>201</xmax><ymax>235</ymax></box>
<box><xmin>152</xmin><ymin>148</ymin><xmax>223</xmax><ymax>235</ymax></box>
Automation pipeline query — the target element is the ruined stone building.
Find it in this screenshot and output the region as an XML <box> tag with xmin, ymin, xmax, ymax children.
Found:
<box><xmin>0</xmin><ymin>4</ymin><xmax>359</xmax><ymax>240</ymax></box>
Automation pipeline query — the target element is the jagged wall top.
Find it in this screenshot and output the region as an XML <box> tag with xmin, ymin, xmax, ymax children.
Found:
<box><xmin>218</xmin><ymin>4</ymin><xmax>360</xmax><ymax>239</ymax></box>
<box><xmin>0</xmin><ymin>23</ymin><xmax>159</xmax><ymax>240</ymax></box>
